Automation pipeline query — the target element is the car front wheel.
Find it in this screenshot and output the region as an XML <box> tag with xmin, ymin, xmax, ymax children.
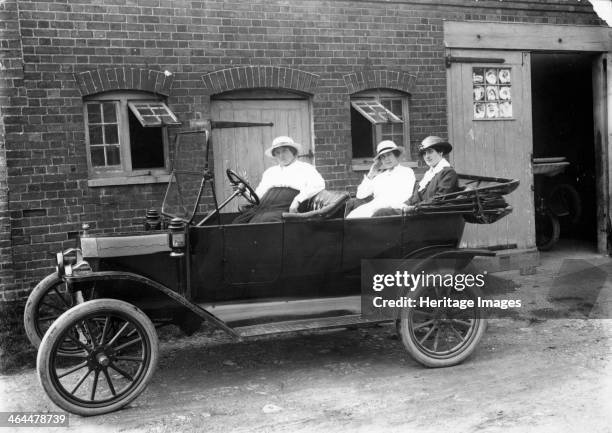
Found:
<box><xmin>37</xmin><ymin>299</ymin><xmax>158</xmax><ymax>416</ymax></box>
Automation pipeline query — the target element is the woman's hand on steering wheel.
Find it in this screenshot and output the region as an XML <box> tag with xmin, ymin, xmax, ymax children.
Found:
<box><xmin>226</xmin><ymin>169</ymin><xmax>260</xmax><ymax>205</ymax></box>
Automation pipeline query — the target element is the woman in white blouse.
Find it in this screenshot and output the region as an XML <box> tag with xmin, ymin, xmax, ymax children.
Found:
<box><xmin>346</xmin><ymin>140</ymin><xmax>415</xmax><ymax>219</ymax></box>
<box><xmin>233</xmin><ymin>136</ymin><xmax>325</xmax><ymax>224</ymax></box>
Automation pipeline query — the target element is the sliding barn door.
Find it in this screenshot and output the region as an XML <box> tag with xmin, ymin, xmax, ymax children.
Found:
<box><xmin>447</xmin><ymin>49</ymin><xmax>535</xmax><ymax>249</ymax></box>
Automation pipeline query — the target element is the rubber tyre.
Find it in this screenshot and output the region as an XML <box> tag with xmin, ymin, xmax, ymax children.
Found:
<box><xmin>24</xmin><ymin>273</ymin><xmax>72</xmax><ymax>349</ymax></box>
<box><xmin>37</xmin><ymin>299</ymin><xmax>158</xmax><ymax>416</ymax></box>
<box><xmin>536</xmin><ymin>211</ymin><xmax>560</xmax><ymax>251</ymax></box>
<box><xmin>397</xmin><ymin>282</ymin><xmax>487</xmax><ymax>368</ymax></box>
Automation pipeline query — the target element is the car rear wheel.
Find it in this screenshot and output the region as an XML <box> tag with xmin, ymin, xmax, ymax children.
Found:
<box><xmin>397</xmin><ymin>271</ymin><xmax>486</xmax><ymax>368</ymax></box>
<box><xmin>37</xmin><ymin>299</ymin><xmax>158</xmax><ymax>416</ymax></box>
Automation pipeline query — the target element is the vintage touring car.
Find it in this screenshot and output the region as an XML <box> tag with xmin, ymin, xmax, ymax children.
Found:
<box><xmin>24</xmin><ymin>127</ymin><xmax>518</xmax><ymax>416</ymax></box>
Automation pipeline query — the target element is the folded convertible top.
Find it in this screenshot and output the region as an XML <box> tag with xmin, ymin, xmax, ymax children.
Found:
<box><xmin>415</xmin><ymin>174</ymin><xmax>519</xmax><ymax>224</ymax></box>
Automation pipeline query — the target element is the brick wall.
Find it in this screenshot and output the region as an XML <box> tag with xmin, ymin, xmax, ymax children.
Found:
<box><xmin>0</xmin><ymin>0</ymin><xmax>22</xmax><ymax>299</ymax></box>
<box><xmin>0</xmin><ymin>0</ymin><xmax>604</xmax><ymax>299</ymax></box>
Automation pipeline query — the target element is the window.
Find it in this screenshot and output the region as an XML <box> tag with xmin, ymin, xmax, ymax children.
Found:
<box><xmin>350</xmin><ymin>89</ymin><xmax>412</xmax><ymax>170</ymax></box>
<box><xmin>84</xmin><ymin>91</ymin><xmax>180</xmax><ymax>186</ymax></box>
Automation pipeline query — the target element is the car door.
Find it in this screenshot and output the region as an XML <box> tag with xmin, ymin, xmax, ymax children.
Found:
<box><xmin>222</xmin><ymin>221</ymin><xmax>283</xmax><ymax>285</ymax></box>
<box><xmin>282</xmin><ymin>219</ymin><xmax>344</xmax><ymax>276</ymax></box>
<box><xmin>342</xmin><ymin>216</ymin><xmax>405</xmax><ymax>273</ymax></box>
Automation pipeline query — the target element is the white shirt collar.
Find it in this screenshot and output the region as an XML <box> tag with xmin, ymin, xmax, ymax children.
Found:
<box><xmin>418</xmin><ymin>158</ymin><xmax>450</xmax><ymax>190</ymax></box>
<box><xmin>430</xmin><ymin>158</ymin><xmax>450</xmax><ymax>175</ymax></box>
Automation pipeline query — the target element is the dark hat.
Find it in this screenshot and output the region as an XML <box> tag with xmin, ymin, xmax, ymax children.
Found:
<box><xmin>418</xmin><ymin>136</ymin><xmax>452</xmax><ymax>155</ymax></box>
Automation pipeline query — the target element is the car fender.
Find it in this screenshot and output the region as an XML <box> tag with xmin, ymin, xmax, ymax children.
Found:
<box><xmin>392</xmin><ymin>248</ymin><xmax>495</xmax><ymax>320</ymax></box>
<box><xmin>416</xmin><ymin>247</ymin><xmax>495</xmax><ymax>267</ymax></box>
<box><xmin>402</xmin><ymin>246</ymin><xmax>494</xmax><ymax>273</ymax></box>
<box><xmin>64</xmin><ymin>271</ymin><xmax>239</xmax><ymax>339</ymax></box>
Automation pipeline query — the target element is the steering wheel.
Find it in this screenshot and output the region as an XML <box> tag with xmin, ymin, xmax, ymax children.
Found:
<box><xmin>226</xmin><ymin>169</ymin><xmax>260</xmax><ymax>205</ymax></box>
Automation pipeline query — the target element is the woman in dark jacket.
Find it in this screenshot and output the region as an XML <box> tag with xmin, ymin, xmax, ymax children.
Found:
<box><xmin>406</xmin><ymin>136</ymin><xmax>458</xmax><ymax>207</ymax></box>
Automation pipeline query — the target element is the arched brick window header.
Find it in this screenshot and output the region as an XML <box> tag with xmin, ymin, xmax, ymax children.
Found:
<box><xmin>201</xmin><ymin>66</ymin><xmax>319</xmax><ymax>95</ymax></box>
<box><xmin>343</xmin><ymin>70</ymin><xmax>417</xmax><ymax>94</ymax></box>
<box><xmin>74</xmin><ymin>68</ymin><xmax>174</xmax><ymax>97</ymax></box>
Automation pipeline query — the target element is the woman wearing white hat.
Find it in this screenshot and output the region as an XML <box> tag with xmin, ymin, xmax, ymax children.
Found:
<box><xmin>233</xmin><ymin>136</ymin><xmax>325</xmax><ymax>224</ymax></box>
<box><xmin>372</xmin><ymin>136</ymin><xmax>458</xmax><ymax>216</ymax></box>
<box><xmin>345</xmin><ymin>140</ymin><xmax>415</xmax><ymax>219</ymax></box>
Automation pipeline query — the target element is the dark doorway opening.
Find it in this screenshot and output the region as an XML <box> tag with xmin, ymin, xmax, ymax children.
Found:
<box><xmin>531</xmin><ymin>53</ymin><xmax>597</xmax><ymax>250</ymax></box>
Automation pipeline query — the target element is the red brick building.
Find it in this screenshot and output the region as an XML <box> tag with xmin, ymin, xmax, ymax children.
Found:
<box><xmin>0</xmin><ymin>0</ymin><xmax>609</xmax><ymax>300</ymax></box>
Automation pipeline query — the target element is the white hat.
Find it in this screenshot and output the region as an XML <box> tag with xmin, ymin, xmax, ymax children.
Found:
<box><xmin>374</xmin><ymin>140</ymin><xmax>404</xmax><ymax>160</ymax></box>
<box><xmin>265</xmin><ymin>136</ymin><xmax>302</xmax><ymax>158</ymax></box>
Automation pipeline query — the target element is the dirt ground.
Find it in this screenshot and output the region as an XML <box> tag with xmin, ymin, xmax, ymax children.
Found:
<box><xmin>1</xmin><ymin>245</ymin><xmax>611</xmax><ymax>433</ymax></box>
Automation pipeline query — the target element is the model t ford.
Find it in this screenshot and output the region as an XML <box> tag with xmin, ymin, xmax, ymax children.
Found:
<box><xmin>23</xmin><ymin>126</ymin><xmax>518</xmax><ymax>416</ymax></box>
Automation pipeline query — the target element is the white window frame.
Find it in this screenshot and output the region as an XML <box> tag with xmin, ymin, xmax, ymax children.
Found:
<box><xmin>350</xmin><ymin>89</ymin><xmax>414</xmax><ymax>171</ymax></box>
<box><xmin>83</xmin><ymin>91</ymin><xmax>174</xmax><ymax>187</ymax></box>
<box><xmin>350</xmin><ymin>100</ymin><xmax>403</xmax><ymax>124</ymax></box>
<box><xmin>127</xmin><ymin>101</ymin><xmax>181</xmax><ymax>127</ymax></box>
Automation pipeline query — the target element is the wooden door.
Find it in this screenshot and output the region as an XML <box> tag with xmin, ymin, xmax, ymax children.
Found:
<box><xmin>210</xmin><ymin>99</ymin><xmax>313</xmax><ymax>212</ymax></box>
<box><xmin>447</xmin><ymin>49</ymin><xmax>535</xmax><ymax>249</ymax></box>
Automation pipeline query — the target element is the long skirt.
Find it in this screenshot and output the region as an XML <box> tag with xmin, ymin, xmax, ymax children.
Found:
<box><xmin>233</xmin><ymin>187</ymin><xmax>299</xmax><ymax>224</ymax></box>
<box><xmin>345</xmin><ymin>196</ymin><xmax>402</xmax><ymax>219</ymax></box>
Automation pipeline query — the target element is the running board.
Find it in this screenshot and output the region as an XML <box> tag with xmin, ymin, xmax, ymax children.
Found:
<box><xmin>200</xmin><ymin>296</ymin><xmax>361</xmax><ymax>324</ymax></box>
<box><xmin>235</xmin><ymin>314</ymin><xmax>390</xmax><ymax>338</ymax></box>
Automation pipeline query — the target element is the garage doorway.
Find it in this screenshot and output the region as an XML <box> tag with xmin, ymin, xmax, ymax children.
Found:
<box><xmin>531</xmin><ymin>53</ymin><xmax>597</xmax><ymax>250</ymax></box>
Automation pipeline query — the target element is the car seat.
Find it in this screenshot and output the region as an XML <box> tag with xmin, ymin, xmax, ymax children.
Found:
<box><xmin>282</xmin><ymin>190</ymin><xmax>350</xmax><ymax>221</ymax></box>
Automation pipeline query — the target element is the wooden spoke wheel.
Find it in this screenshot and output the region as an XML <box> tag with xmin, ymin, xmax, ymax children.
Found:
<box><xmin>397</xmin><ymin>267</ymin><xmax>487</xmax><ymax>367</ymax></box>
<box><xmin>37</xmin><ymin>299</ymin><xmax>158</xmax><ymax>416</ymax></box>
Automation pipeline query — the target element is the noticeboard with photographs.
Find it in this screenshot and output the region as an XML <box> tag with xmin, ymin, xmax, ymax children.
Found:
<box><xmin>472</xmin><ymin>67</ymin><xmax>512</xmax><ymax>120</ymax></box>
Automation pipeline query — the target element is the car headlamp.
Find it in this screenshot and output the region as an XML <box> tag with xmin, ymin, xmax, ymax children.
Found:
<box><xmin>168</xmin><ymin>218</ymin><xmax>186</xmax><ymax>257</ymax></box>
<box><xmin>144</xmin><ymin>209</ymin><xmax>162</xmax><ymax>231</ymax></box>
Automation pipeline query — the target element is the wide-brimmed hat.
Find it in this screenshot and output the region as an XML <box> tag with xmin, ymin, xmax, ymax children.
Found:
<box><xmin>265</xmin><ymin>136</ymin><xmax>302</xmax><ymax>158</ymax></box>
<box><xmin>418</xmin><ymin>136</ymin><xmax>452</xmax><ymax>155</ymax></box>
<box><xmin>374</xmin><ymin>140</ymin><xmax>404</xmax><ymax>160</ymax></box>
